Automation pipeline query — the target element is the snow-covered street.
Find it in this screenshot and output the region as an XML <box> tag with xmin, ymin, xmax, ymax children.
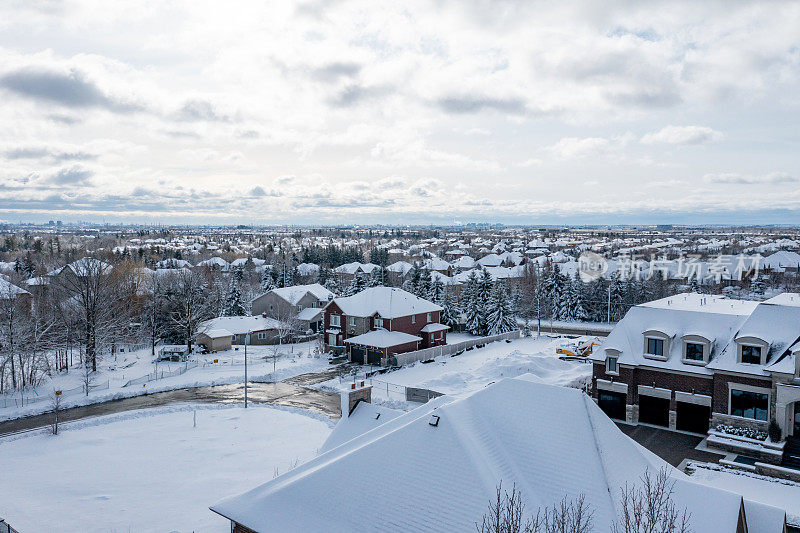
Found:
<box><xmin>0</xmin><ymin>404</ymin><xmax>332</xmax><ymax>532</ymax></box>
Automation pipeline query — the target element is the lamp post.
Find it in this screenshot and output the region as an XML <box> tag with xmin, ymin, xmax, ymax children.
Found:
<box><xmin>244</xmin><ymin>331</ymin><xmax>250</xmax><ymax>408</ymax></box>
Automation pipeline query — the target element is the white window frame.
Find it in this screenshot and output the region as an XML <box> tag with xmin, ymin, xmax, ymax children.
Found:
<box><xmin>426</xmin><ymin>312</ymin><xmax>431</xmax><ymax>322</ymax></box>
<box><xmin>329</xmin><ymin>314</ymin><xmax>341</xmax><ymax>327</ymax></box>
<box><xmin>606</xmin><ymin>355</ymin><xmax>619</xmax><ymax>375</ymax></box>
<box><xmin>681</xmin><ymin>335</ymin><xmax>711</xmax><ymax>366</ymax></box>
<box><xmin>257</xmin><ymin>332</ymin><xmax>267</xmax><ymax>340</ymax></box>
<box><xmin>736</xmin><ymin>337</ymin><xmax>768</xmax><ymax>366</ymax></box>
<box><xmin>374</xmin><ymin>317</ymin><xmax>383</xmax><ymax>329</ymax></box>
<box><xmin>642</xmin><ymin>330</ymin><xmax>669</xmax><ymax>361</ymax></box>
<box><xmin>412</xmin><ymin>315</ymin><xmax>416</xmax><ymax>324</ymax></box>
<box><xmin>349</xmin><ymin>316</ymin><xmax>357</xmax><ymax>327</ymax></box>
<box><xmin>728</xmin><ymin>383</ymin><xmax>771</xmax><ymax>421</ymax></box>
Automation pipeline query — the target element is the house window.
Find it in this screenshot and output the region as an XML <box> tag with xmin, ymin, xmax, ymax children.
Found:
<box><xmin>374</xmin><ymin>317</ymin><xmax>383</xmax><ymax>329</ymax></box>
<box><xmin>730</xmin><ymin>389</ymin><xmax>768</xmax><ymax>421</ymax></box>
<box><xmin>426</xmin><ymin>313</ymin><xmax>431</xmax><ymax>322</ymax></box>
<box><xmin>329</xmin><ymin>314</ymin><xmax>341</xmax><ymax>327</ymax></box>
<box><xmin>412</xmin><ymin>315</ymin><xmax>416</xmax><ymax>324</ymax></box>
<box><xmin>606</xmin><ymin>356</ymin><xmax>618</xmax><ymax>374</ymax></box>
<box><xmin>257</xmin><ymin>332</ymin><xmax>266</xmax><ymax>340</ymax></box>
<box><xmin>685</xmin><ymin>343</ymin><xmax>704</xmax><ymax>361</ymax></box>
<box><xmin>349</xmin><ymin>317</ymin><xmax>356</xmax><ymax>327</ymax></box>
<box><xmin>646</xmin><ymin>338</ymin><xmax>664</xmax><ymax>357</ymax></box>
<box><xmin>741</xmin><ymin>345</ymin><xmax>762</xmax><ymax>365</ymax></box>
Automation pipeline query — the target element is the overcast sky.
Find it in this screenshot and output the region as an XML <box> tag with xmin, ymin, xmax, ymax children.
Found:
<box><xmin>1</xmin><ymin>1</ymin><xmax>799</xmax><ymax>225</ymax></box>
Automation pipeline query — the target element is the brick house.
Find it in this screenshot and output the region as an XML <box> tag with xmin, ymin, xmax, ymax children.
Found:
<box><xmin>251</xmin><ymin>283</ymin><xmax>334</xmax><ymax>333</ymax></box>
<box><xmin>323</xmin><ymin>286</ymin><xmax>448</xmax><ymax>364</ymax></box>
<box><xmin>589</xmin><ymin>293</ymin><xmax>800</xmax><ymax>449</ymax></box>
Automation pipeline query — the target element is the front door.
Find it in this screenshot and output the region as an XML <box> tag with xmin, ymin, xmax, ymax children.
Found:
<box><xmin>794</xmin><ymin>402</ymin><xmax>800</xmax><ymax>436</ymax></box>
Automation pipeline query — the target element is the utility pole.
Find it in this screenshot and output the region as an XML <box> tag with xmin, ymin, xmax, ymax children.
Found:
<box><xmin>244</xmin><ymin>331</ymin><xmax>249</xmax><ymax>408</ymax></box>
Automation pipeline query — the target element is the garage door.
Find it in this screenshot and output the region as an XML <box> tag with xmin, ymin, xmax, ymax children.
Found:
<box><xmin>598</xmin><ymin>391</ymin><xmax>627</xmax><ymax>421</ymax></box>
<box><xmin>350</xmin><ymin>346</ymin><xmax>365</xmax><ymax>364</ymax></box>
<box><xmin>366</xmin><ymin>348</ymin><xmax>382</xmax><ymax>365</ymax></box>
<box><xmin>675</xmin><ymin>402</ymin><xmax>710</xmax><ymax>434</ymax></box>
<box><xmin>638</xmin><ymin>395</ymin><xmax>670</xmax><ymax>427</ymax></box>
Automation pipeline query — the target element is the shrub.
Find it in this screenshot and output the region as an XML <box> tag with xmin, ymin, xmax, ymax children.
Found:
<box><xmin>768</xmin><ymin>419</ymin><xmax>782</xmax><ymax>442</ymax></box>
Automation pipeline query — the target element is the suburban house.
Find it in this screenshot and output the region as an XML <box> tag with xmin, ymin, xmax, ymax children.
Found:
<box><xmin>332</xmin><ymin>262</ymin><xmax>380</xmax><ymax>283</ymax></box>
<box><xmin>211</xmin><ymin>377</ymin><xmax>786</xmax><ymax>532</ymax></box>
<box><xmin>195</xmin><ymin>315</ymin><xmax>284</xmax><ymax>351</ymax></box>
<box><xmin>0</xmin><ymin>277</ymin><xmax>32</xmax><ymax>311</ymax></box>
<box><xmin>323</xmin><ymin>286</ymin><xmax>448</xmax><ymax>364</ymax></box>
<box><xmin>251</xmin><ymin>283</ymin><xmax>334</xmax><ymax>333</ymax></box>
<box><xmin>590</xmin><ymin>293</ymin><xmax>800</xmax><ymax>460</ymax></box>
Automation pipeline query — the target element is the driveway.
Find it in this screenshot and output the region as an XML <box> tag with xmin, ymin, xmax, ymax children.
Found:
<box><xmin>0</xmin><ymin>368</ymin><xmax>343</xmax><ymax>438</ymax></box>
<box><xmin>617</xmin><ymin>423</ymin><xmax>724</xmax><ymax>467</ymax></box>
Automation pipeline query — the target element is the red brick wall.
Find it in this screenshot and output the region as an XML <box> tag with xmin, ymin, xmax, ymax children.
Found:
<box><xmin>712</xmin><ymin>373</ymin><xmax>772</xmax><ymax>414</ymax></box>
<box><xmin>592</xmin><ymin>364</ymin><xmax>711</xmax><ymax>408</ymax></box>
<box><xmin>388</xmin><ymin>310</ymin><xmax>441</xmax><ymax>336</ymax></box>
<box><xmin>387</xmin><ymin>340</ymin><xmax>421</xmax><ymax>355</ymax></box>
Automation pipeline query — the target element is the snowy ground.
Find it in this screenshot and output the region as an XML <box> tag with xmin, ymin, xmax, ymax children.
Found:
<box><xmin>0</xmin><ymin>404</ymin><xmax>333</xmax><ymax>532</ymax></box>
<box><xmin>688</xmin><ymin>463</ymin><xmax>800</xmax><ymax>526</ymax></box>
<box><xmin>0</xmin><ymin>340</ymin><xmax>332</xmax><ymax>422</ymax></box>
<box><xmin>319</xmin><ymin>335</ymin><xmax>594</xmax><ymax>408</ymax></box>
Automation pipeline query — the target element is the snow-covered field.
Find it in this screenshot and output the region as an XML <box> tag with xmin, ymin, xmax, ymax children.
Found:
<box><xmin>689</xmin><ymin>463</ymin><xmax>800</xmax><ymax>526</ymax></box>
<box><xmin>0</xmin><ymin>404</ymin><xmax>333</xmax><ymax>532</ymax></box>
<box><xmin>320</xmin><ymin>335</ymin><xmax>594</xmax><ymax>407</ymax></box>
<box><xmin>0</xmin><ymin>341</ymin><xmax>332</xmax><ymax>422</ymax></box>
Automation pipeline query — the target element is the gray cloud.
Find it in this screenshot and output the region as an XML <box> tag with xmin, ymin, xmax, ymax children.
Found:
<box><xmin>4</xmin><ymin>146</ymin><xmax>96</xmax><ymax>162</ymax></box>
<box><xmin>313</xmin><ymin>62</ymin><xmax>361</xmax><ymax>82</ymax></box>
<box><xmin>0</xmin><ymin>68</ymin><xmax>142</xmax><ymax>112</ymax></box>
<box><xmin>329</xmin><ymin>84</ymin><xmax>392</xmax><ymax>107</ymax></box>
<box><xmin>436</xmin><ymin>95</ymin><xmax>527</xmax><ymax>115</ymax></box>
<box><xmin>250</xmin><ymin>186</ymin><xmax>282</xmax><ymax>197</ymax></box>
<box><xmin>173</xmin><ymin>99</ymin><xmax>232</xmax><ymax>122</ymax></box>
<box><xmin>703</xmin><ymin>172</ymin><xmax>798</xmax><ymax>185</ymax></box>
<box><xmin>48</xmin><ymin>165</ymin><xmax>94</xmax><ymax>185</ymax></box>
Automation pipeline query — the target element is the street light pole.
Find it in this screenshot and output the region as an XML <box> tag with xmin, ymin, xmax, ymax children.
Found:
<box><xmin>244</xmin><ymin>331</ymin><xmax>249</xmax><ymax>408</ymax></box>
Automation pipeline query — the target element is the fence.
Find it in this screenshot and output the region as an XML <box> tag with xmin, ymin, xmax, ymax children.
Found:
<box><xmin>122</xmin><ymin>362</ymin><xmax>198</xmax><ymax>388</ymax></box>
<box><xmin>392</xmin><ymin>329</ymin><xmax>521</xmax><ymax>367</ymax></box>
<box><xmin>0</xmin><ymin>380</ymin><xmax>110</xmax><ymax>408</ymax></box>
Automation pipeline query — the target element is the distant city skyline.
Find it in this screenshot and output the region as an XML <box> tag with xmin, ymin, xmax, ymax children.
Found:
<box><xmin>1</xmin><ymin>1</ymin><xmax>799</xmax><ymax>224</ymax></box>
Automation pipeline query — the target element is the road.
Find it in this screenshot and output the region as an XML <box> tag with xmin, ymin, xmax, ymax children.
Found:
<box><xmin>0</xmin><ymin>368</ymin><xmax>343</xmax><ymax>438</ymax></box>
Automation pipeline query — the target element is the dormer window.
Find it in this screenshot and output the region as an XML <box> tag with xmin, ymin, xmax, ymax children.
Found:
<box><xmin>606</xmin><ymin>355</ymin><xmax>618</xmax><ymax>375</ymax></box>
<box><xmin>736</xmin><ymin>336</ymin><xmax>768</xmax><ymax>366</ymax></box>
<box><xmin>374</xmin><ymin>317</ymin><xmax>383</xmax><ymax>329</ymax></box>
<box><xmin>741</xmin><ymin>345</ymin><xmax>762</xmax><ymax>365</ymax></box>
<box><xmin>647</xmin><ymin>339</ymin><xmax>664</xmax><ymax>357</ymax></box>
<box><xmin>685</xmin><ymin>343</ymin><xmax>704</xmax><ymax>361</ymax></box>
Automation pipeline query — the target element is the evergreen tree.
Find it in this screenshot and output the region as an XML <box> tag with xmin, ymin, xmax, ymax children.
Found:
<box><xmin>486</xmin><ymin>281</ymin><xmax>518</xmax><ymax>335</ymax></box>
<box><xmin>222</xmin><ymin>280</ymin><xmax>246</xmax><ymax>316</ymax></box>
<box><xmin>261</xmin><ymin>268</ymin><xmax>275</xmax><ymax>292</ymax></box>
<box><xmin>439</xmin><ymin>285</ymin><xmax>460</xmax><ymax>329</ymax></box>
<box><xmin>348</xmin><ymin>273</ymin><xmax>368</xmax><ymax>296</ymax></box>
<box><xmin>323</xmin><ymin>275</ymin><xmax>340</xmax><ymax>295</ymax></box>
<box><xmin>417</xmin><ymin>268</ymin><xmax>432</xmax><ymax>299</ymax></box>
<box><xmin>463</xmin><ymin>270</ymin><xmax>484</xmax><ymax>335</ymax></box>
<box><xmin>428</xmin><ymin>277</ymin><xmax>445</xmax><ymax>302</ymax></box>
<box><xmin>572</xmin><ymin>272</ymin><xmax>588</xmax><ymax>321</ymax></box>
<box><xmin>407</xmin><ymin>262</ymin><xmax>422</xmax><ymax>295</ymax></box>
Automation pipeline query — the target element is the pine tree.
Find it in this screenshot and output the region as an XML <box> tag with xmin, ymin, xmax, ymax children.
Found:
<box><xmin>439</xmin><ymin>285</ymin><xmax>460</xmax><ymax>328</ymax></box>
<box><xmin>261</xmin><ymin>268</ymin><xmax>275</xmax><ymax>292</ymax></box>
<box><xmin>222</xmin><ymin>280</ymin><xmax>246</xmax><ymax>316</ymax></box>
<box><xmin>323</xmin><ymin>275</ymin><xmax>340</xmax><ymax>295</ymax></box>
<box><xmin>428</xmin><ymin>277</ymin><xmax>445</xmax><ymax>302</ymax></box>
<box><xmin>463</xmin><ymin>270</ymin><xmax>484</xmax><ymax>335</ymax></box>
<box><xmin>486</xmin><ymin>281</ymin><xmax>517</xmax><ymax>335</ymax></box>
<box><xmin>417</xmin><ymin>268</ymin><xmax>432</xmax><ymax>299</ymax></box>
<box><xmin>407</xmin><ymin>262</ymin><xmax>422</xmax><ymax>295</ymax></box>
<box><xmin>572</xmin><ymin>273</ymin><xmax>588</xmax><ymax>321</ymax></box>
<box><xmin>348</xmin><ymin>273</ymin><xmax>368</xmax><ymax>296</ymax></box>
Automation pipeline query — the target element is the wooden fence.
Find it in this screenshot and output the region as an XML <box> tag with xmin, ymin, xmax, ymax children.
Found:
<box><xmin>390</xmin><ymin>329</ymin><xmax>521</xmax><ymax>367</ymax></box>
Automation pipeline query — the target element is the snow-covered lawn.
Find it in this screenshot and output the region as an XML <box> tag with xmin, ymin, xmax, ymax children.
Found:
<box><xmin>0</xmin><ymin>341</ymin><xmax>332</xmax><ymax>422</ymax></box>
<box><xmin>0</xmin><ymin>404</ymin><xmax>332</xmax><ymax>532</ymax></box>
<box><xmin>321</xmin><ymin>335</ymin><xmax>594</xmax><ymax>406</ymax></box>
<box><xmin>688</xmin><ymin>463</ymin><xmax>800</xmax><ymax>526</ymax></box>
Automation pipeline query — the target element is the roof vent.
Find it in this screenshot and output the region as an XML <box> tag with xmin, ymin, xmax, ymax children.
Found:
<box><xmin>375</xmin><ymin>413</ymin><xmax>381</xmax><ymax>420</ymax></box>
<box><xmin>429</xmin><ymin>415</ymin><xmax>440</xmax><ymax>427</ymax></box>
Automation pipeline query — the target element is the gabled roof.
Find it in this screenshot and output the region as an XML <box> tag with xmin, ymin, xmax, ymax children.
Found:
<box><xmin>0</xmin><ymin>278</ymin><xmax>30</xmax><ymax>297</ymax></box>
<box><xmin>198</xmin><ymin>315</ymin><xmax>283</xmax><ymax>336</ymax></box>
<box><xmin>211</xmin><ymin>378</ymin><xmax>780</xmax><ymax>532</ymax></box>
<box><xmin>330</xmin><ymin>287</ymin><xmax>442</xmax><ymax>318</ymax></box>
<box><xmin>319</xmin><ymin>401</ymin><xmax>402</xmax><ymax>454</ymax></box>
<box><xmin>270</xmin><ymin>283</ymin><xmax>334</xmax><ymax>306</ymax></box>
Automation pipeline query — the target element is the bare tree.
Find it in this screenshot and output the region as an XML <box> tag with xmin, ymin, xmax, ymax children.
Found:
<box><xmin>50</xmin><ymin>390</ymin><xmax>62</xmax><ymax>435</ymax></box>
<box><xmin>162</xmin><ymin>269</ymin><xmax>209</xmax><ymax>352</ymax></box>
<box><xmin>612</xmin><ymin>469</ymin><xmax>691</xmax><ymax>533</ymax></box>
<box><xmin>478</xmin><ymin>483</ymin><xmax>593</xmax><ymax>533</ymax></box>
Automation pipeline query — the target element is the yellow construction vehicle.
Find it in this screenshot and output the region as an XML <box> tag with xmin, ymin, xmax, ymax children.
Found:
<box><xmin>556</xmin><ymin>339</ymin><xmax>599</xmax><ymax>357</ymax></box>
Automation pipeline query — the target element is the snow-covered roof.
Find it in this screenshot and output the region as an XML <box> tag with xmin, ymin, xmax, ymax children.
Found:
<box><xmin>762</xmin><ymin>250</ymin><xmax>800</xmax><ymax>272</ymax></box>
<box><xmin>0</xmin><ymin>277</ymin><xmax>30</xmax><ymax>298</ymax></box>
<box><xmin>296</xmin><ymin>307</ymin><xmax>323</xmax><ymax>322</ymax></box>
<box><xmin>200</xmin><ymin>328</ymin><xmax>233</xmax><ymax>339</ymax></box>
<box><xmin>330</xmin><ymin>287</ymin><xmax>442</xmax><ymax>318</ymax></box>
<box><xmin>333</xmin><ymin>262</ymin><xmax>380</xmax><ymax>275</ymax></box>
<box><xmin>342</xmin><ymin>329</ymin><xmax>421</xmax><ymax>348</ymax></box>
<box><xmin>476</xmin><ymin>253</ymin><xmax>503</xmax><ymax>267</ymax></box>
<box><xmin>420</xmin><ymin>323</ymin><xmax>449</xmax><ymax>333</ymax></box>
<box><xmin>319</xmin><ymin>401</ymin><xmax>402</xmax><ymax>454</ymax></box>
<box><xmin>296</xmin><ymin>263</ymin><xmax>320</xmax><ymax>276</ymax></box>
<box><xmin>386</xmin><ymin>261</ymin><xmax>413</xmax><ymax>275</ymax></box>
<box><xmin>198</xmin><ymin>315</ymin><xmax>283</xmax><ymax>336</ymax></box>
<box><xmin>270</xmin><ymin>283</ymin><xmax>334</xmax><ymax>305</ymax></box>
<box><xmin>211</xmin><ymin>378</ymin><xmax>783</xmax><ymax>532</ymax></box>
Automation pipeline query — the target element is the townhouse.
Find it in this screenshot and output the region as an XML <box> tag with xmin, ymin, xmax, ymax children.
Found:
<box><xmin>590</xmin><ymin>293</ymin><xmax>800</xmax><ymax>445</ymax></box>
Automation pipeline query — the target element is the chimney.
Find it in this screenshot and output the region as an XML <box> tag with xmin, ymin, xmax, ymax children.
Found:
<box><xmin>340</xmin><ymin>383</ymin><xmax>372</xmax><ymax>418</ymax></box>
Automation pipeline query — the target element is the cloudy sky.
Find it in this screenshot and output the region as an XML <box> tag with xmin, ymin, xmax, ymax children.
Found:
<box><xmin>1</xmin><ymin>0</ymin><xmax>799</xmax><ymax>225</ymax></box>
